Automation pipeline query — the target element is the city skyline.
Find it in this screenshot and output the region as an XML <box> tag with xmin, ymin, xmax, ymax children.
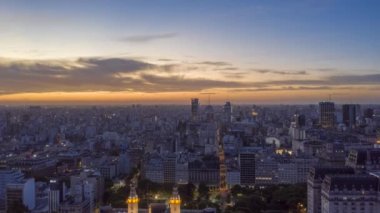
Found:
<box><xmin>1</xmin><ymin>0</ymin><xmax>380</xmax><ymax>104</ymax></box>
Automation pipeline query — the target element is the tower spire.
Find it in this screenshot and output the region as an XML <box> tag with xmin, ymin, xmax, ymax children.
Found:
<box><xmin>169</xmin><ymin>186</ymin><xmax>181</xmax><ymax>213</ymax></box>
<box><xmin>127</xmin><ymin>180</ymin><xmax>139</xmax><ymax>213</ymax></box>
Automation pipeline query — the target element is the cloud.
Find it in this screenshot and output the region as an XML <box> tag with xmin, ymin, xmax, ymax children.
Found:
<box><xmin>329</xmin><ymin>74</ymin><xmax>380</xmax><ymax>85</ymax></box>
<box><xmin>251</xmin><ymin>69</ymin><xmax>308</xmax><ymax>75</ymax></box>
<box><xmin>139</xmin><ymin>74</ymin><xmax>251</xmax><ymax>92</ymax></box>
<box><xmin>197</xmin><ymin>61</ymin><xmax>231</xmax><ymax>66</ymax></box>
<box><xmin>120</xmin><ymin>33</ymin><xmax>177</xmax><ymax>43</ymax></box>
<box><xmin>0</xmin><ymin>57</ymin><xmax>251</xmax><ymax>94</ymax></box>
<box><xmin>311</xmin><ymin>68</ymin><xmax>337</xmax><ymax>72</ymax></box>
<box><xmin>0</xmin><ymin>57</ymin><xmax>379</xmax><ymax>95</ymax></box>
<box><xmin>0</xmin><ymin>57</ymin><xmax>154</xmax><ymax>94</ymax></box>
<box><xmin>221</xmin><ymin>72</ymin><xmax>248</xmax><ymax>79</ymax></box>
<box><xmin>231</xmin><ymin>86</ymin><xmax>339</xmax><ymax>92</ymax></box>
<box><xmin>214</xmin><ymin>67</ymin><xmax>238</xmax><ymax>71</ymax></box>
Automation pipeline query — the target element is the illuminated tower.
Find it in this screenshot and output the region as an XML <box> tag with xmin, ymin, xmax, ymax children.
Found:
<box><xmin>127</xmin><ymin>182</ymin><xmax>139</xmax><ymax>213</ymax></box>
<box><xmin>169</xmin><ymin>186</ymin><xmax>181</xmax><ymax>213</ymax></box>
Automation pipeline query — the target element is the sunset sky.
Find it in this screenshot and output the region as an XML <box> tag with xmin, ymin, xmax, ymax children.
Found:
<box><xmin>0</xmin><ymin>0</ymin><xmax>379</xmax><ymax>104</ymax></box>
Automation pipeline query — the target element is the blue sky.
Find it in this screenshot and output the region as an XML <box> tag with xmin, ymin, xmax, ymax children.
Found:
<box><xmin>0</xmin><ymin>0</ymin><xmax>379</xmax><ymax>103</ymax></box>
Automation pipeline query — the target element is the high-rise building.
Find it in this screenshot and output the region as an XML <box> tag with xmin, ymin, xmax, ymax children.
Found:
<box><xmin>223</xmin><ymin>101</ymin><xmax>232</xmax><ymax>123</ymax></box>
<box><xmin>49</xmin><ymin>179</ymin><xmax>61</xmax><ymax>213</ymax></box>
<box><xmin>191</xmin><ymin>98</ymin><xmax>199</xmax><ymax>121</ymax></box>
<box><xmin>163</xmin><ymin>154</ymin><xmax>176</xmax><ymax>184</ymax></box>
<box><xmin>364</xmin><ymin>108</ymin><xmax>374</xmax><ymax>119</ymax></box>
<box><xmin>239</xmin><ymin>150</ymin><xmax>256</xmax><ymax>186</ymax></box>
<box><xmin>342</xmin><ymin>104</ymin><xmax>357</xmax><ymax>128</ymax></box>
<box><xmin>294</xmin><ymin>113</ymin><xmax>306</xmax><ymax>127</ymax></box>
<box><xmin>319</xmin><ymin>102</ymin><xmax>335</xmax><ymax>128</ymax></box>
<box><xmin>205</xmin><ymin>105</ymin><xmax>214</xmax><ymax>122</ymax></box>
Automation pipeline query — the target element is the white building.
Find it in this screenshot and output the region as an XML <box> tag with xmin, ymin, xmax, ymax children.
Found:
<box><xmin>307</xmin><ymin>167</ymin><xmax>354</xmax><ymax>213</ymax></box>
<box><xmin>321</xmin><ymin>175</ymin><xmax>378</xmax><ymax>213</ymax></box>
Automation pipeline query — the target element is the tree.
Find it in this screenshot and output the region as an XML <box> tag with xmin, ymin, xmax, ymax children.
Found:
<box><xmin>198</xmin><ymin>183</ymin><xmax>209</xmax><ymax>199</ymax></box>
<box><xmin>179</xmin><ymin>183</ymin><xmax>196</xmax><ymax>203</ymax></box>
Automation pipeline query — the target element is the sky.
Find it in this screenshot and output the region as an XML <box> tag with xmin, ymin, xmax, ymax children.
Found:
<box><xmin>0</xmin><ymin>0</ymin><xmax>379</xmax><ymax>104</ymax></box>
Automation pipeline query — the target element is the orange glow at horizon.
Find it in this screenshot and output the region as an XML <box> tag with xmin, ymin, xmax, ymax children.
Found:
<box><xmin>0</xmin><ymin>88</ymin><xmax>374</xmax><ymax>105</ymax></box>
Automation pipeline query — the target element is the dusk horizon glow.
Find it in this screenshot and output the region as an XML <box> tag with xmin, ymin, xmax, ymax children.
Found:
<box><xmin>1</xmin><ymin>0</ymin><xmax>380</xmax><ymax>104</ymax></box>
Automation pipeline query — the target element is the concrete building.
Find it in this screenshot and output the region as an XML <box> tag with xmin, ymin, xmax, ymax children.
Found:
<box><xmin>163</xmin><ymin>154</ymin><xmax>176</xmax><ymax>184</ymax></box>
<box><xmin>321</xmin><ymin>175</ymin><xmax>378</xmax><ymax>213</ymax></box>
<box><xmin>307</xmin><ymin>167</ymin><xmax>354</xmax><ymax>213</ymax></box>
<box><xmin>255</xmin><ymin>157</ymin><xmax>278</xmax><ymax>185</ymax></box>
<box><xmin>0</xmin><ymin>168</ymin><xmax>24</xmax><ymax>211</ymax></box>
<box><xmin>319</xmin><ymin>102</ymin><xmax>335</xmax><ymax>129</ymax></box>
<box><xmin>49</xmin><ymin>179</ymin><xmax>62</xmax><ymax>213</ymax></box>
<box><xmin>239</xmin><ymin>150</ymin><xmax>256</xmax><ymax>186</ymax></box>
<box><xmin>191</xmin><ymin>98</ymin><xmax>199</xmax><ymax>121</ymax></box>
<box><xmin>223</xmin><ymin>101</ymin><xmax>233</xmax><ymax>123</ymax></box>
<box><xmin>346</xmin><ymin>148</ymin><xmax>380</xmax><ymax>172</ymax></box>
<box><xmin>342</xmin><ymin>104</ymin><xmax>358</xmax><ymax>129</ymax></box>
<box><xmin>6</xmin><ymin>178</ymin><xmax>35</xmax><ymax>212</ymax></box>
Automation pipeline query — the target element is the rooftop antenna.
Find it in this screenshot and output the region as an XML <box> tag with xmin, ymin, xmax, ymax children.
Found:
<box><xmin>200</xmin><ymin>93</ymin><xmax>216</xmax><ymax>105</ymax></box>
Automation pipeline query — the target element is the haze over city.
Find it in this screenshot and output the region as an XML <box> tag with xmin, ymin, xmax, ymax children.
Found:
<box><xmin>1</xmin><ymin>0</ymin><xmax>380</xmax><ymax>104</ymax></box>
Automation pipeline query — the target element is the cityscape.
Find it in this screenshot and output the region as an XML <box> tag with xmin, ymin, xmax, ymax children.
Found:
<box><xmin>1</xmin><ymin>1</ymin><xmax>380</xmax><ymax>213</ymax></box>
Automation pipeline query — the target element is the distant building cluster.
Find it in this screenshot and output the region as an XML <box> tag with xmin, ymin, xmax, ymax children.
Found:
<box><xmin>0</xmin><ymin>99</ymin><xmax>379</xmax><ymax>212</ymax></box>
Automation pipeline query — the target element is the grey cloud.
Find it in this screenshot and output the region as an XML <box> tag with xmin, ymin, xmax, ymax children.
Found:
<box><xmin>251</xmin><ymin>69</ymin><xmax>308</xmax><ymax>75</ymax></box>
<box><xmin>197</xmin><ymin>61</ymin><xmax>231</xmax><ymax>66</ymax></box>
<box><xmin>158</xmin><ymin>58</ymin><xmax>174</xmax><ymax>62</ymax></box>
<box><xmin>231</xmin><ymin>86</ymin><xmax>336</xmax><ymax>92</ymax></box>
<box><xmin>311</xmin><ymin>68</ymin><xmax>337</xmax><ymax>72</ymax></box>
<box><xmin>214</xmin><ymin>67</ymin><xmax>238</xmax><ymax>71</ymax></box>
<box><xmin>0</xmin><ymin>57</ymin><xmax>251</xmax><ymax>94</ymax></box>
<box><xmin>120</xmin><ymin>33</ymin><xmax>177</xmax><ymax>43</ymax></box>
<box><xmin>329</xmin><ymin>74</ymin><xmax>380</xmax><ymax>85</ymax></box>
<box><xmin>0</xmin><ymin>57</ymin><xmax>155</xmax><ymax>94</ymax></box>
<box><xmin>139</xmin><ymin>74</ymin><xmax>251</xmax><ymax>92</ymax></box>
<box><xmin>221</xmin><ymin>72</ymin><xmax>248</xmax><ymax>79</ymax></box>
<box><xmin>1</xmin><ymin>57</ymin><xmax>380</xmax><ymax>95</ymax></box>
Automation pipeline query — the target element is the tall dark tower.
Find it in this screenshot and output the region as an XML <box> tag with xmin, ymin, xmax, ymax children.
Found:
<box><xmin>223</xmin><ymin>101</ymin><xmax>232</xmax><ymax>123</ymax></box>
<box><xmin>319</xmin><ymin>101</ymin><xmax>335</xmax><ymax>128</ymax></box>
<box><xmin>191</xmin><ymin>98</ymin><xmax>199</xmax><ymax>121</ymax></box>
<box><xmin>342</xmin><ymin>104</ymin><xmax>357</xmax><ymax>129</ymax></box>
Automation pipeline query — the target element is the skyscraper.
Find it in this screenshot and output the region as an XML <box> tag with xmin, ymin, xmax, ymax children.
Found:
<box><xmin>48</xmin><ymin>179</ymin><xmax>61</xmax><ymax>213</ymax></box>
<box><xmin>239</xmin><ymin>150</ymin><xmax>256</xmax><ymax>186</ymax></box>
<box><xmin>294</xmin><ymin>113</ymin><xmax>306</xmax><ymax>128</ymax></box>
<box><xmin>319</xmin><ymin>102</ymin><xmax>335</xmax><ymax>128</ymax></box>
<box><xmin>191</xmin><ymin>98</ymin><xmax>199</xmax><ymax>121</ymax></box>
<box><xmin>163</xmin><ymin>154</ymin><xmax>177</xmax><ymax>184</ymax></box>
<box><xmin>342</xmin><ymin>104</ymin><xmax>357</xmax><ymax>128</ymax></box>
<box><xmin>223</xmin><ymin>101</ymin><xmax>232</xmax><ymax>123</ymax></box>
